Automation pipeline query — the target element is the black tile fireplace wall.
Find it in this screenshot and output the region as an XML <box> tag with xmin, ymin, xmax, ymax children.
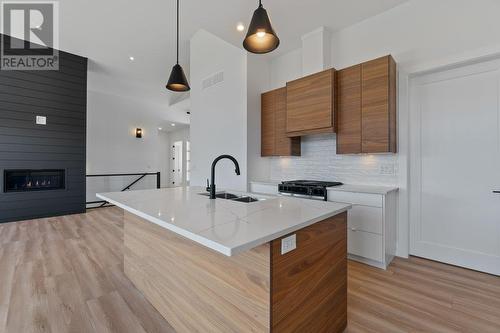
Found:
<box><xmin>0</xmin><ymin>36</ymin><xmax>87</xmax><ymax>223</ymax></box>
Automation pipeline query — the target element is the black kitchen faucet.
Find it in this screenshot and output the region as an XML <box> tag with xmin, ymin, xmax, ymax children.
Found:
<box><xmin>208</xmin><ymin>155</ymin><xmax>240</xmax><ymax>199</ymax></box>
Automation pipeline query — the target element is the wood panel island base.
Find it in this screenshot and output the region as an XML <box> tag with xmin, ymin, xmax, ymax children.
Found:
<box><xmin>97</xmin><ymin>187</ymin><xmax>350</xmax><ymax>332</ymax></box>
<box><xmin>124</xmin><ymin>211</ymin><xmax>347</xmax><ymax>333</ymax></box>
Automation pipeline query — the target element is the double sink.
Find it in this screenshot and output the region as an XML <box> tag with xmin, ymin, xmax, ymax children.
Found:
<box><xmin>199</xmin><ymin>191</ymin><xmax>261</xmax><ymax>203</ymax></box>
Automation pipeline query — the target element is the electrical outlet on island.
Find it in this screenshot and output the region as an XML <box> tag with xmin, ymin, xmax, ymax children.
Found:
<box><xmin>281</xmin><ymin>234</ymin><xmax>296</xmax><ymax>255</ymax></box>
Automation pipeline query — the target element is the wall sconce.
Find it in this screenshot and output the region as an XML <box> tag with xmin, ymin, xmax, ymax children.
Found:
<box><xmin>135</xmin><ymin>128</ymin><xmax>142</xmax><ymax>138</ymax></box>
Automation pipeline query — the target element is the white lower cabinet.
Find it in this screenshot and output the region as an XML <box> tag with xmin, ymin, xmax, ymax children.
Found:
<box><xmin>328</xmin><ymin>187</ymin><xmax>398</xmax><ymax>269</ymax></box>
<box><xmin>348</xmin><ymin>229</ymin><xmax>384</xmax><ymax>262</ymax></box>
<box><xmin>347</xmin><ymin>205</ymin><xmax>383</xmax><ymax>234</ymax></box>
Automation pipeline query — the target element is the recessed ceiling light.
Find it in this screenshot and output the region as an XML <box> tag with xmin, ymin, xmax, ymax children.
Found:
<box><xmin>158</xmin><ymin>127</ymin><xmax>162</xmax><ymax>131</ymax></box>
<box><xmin>236</xmin><ymin>23</ymin><xmax>245</xmax><ymax>32</ymax></box>
<box><xmin>171</xmin><ymin>123</ymin><xmax>176</xmax><ymax>127</ymax></box>
<box><xmin>129</xmin><ymin>56</ymin><xmax>135</xmax><ymax>61</ymax></box>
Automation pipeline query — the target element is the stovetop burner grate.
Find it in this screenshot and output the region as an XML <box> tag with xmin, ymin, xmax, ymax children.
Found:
<box><xmin>278</xmin><ymin>180</ymin><xmax>343</xmax><ymax>201</ymax></box>
<box><xmin>281</xmin><ymin>180</ymin><xmax>343</xmax><ymax>187</ymax></box>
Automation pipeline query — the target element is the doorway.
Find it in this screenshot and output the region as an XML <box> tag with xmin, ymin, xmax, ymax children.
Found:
<box><xmin>409</xmin><ymin>57</ymin><xmax>500</xmax><ymax>275</ymax></box>
<box><xmin>171</xmin><ymin>141</ymin><xmax>183</xmax><ymax>186</ymax></box>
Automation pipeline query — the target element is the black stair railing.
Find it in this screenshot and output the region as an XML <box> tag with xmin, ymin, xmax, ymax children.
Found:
<box><xmin>86</xmin><ymin>172</ymin><xmax>161</xmax><ymax>209</ymax></box>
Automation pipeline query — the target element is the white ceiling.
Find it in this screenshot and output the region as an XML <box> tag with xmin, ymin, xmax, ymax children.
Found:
<box><xmin>58</xmin><ymin>0</ymin><xmax>409</xmax><ymax>122</ymax></box>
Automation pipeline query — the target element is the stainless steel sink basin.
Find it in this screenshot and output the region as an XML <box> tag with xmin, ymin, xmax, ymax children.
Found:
<box><xmin>231</xmin><ymin>196</ymin><xmax>259</xmax><ymax>203</ymax></box>
<box><xmin>199</xmin><ymin>192</ymin><xmax>230</xmax><ymax>198</ymax></box>
<box><xmin>198</xmin><ymin>191</ymin><xmax>261</xmax><ymax>203</ymax></box>
<box><xmin>216</xmin><ymin>193</ymin><xmax>239</xmax><ymax>199</ymax></box>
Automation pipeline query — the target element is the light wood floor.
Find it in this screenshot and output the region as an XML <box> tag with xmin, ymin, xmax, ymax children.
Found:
<box><xmin>0</xmin><ymin>207</ymin><xmax>499</xmax><ymax>333</ymax></box>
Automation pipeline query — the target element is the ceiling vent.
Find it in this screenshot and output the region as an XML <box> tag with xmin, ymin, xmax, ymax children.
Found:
<box><xmin>202</xmin><ymin>71</ymin><xmax>224</xmax><ymax>90</ymax></box>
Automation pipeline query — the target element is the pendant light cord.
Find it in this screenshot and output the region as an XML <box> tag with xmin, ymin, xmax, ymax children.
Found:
<box><xmin>176</xmin><ymin>0</ymin><xmax>179</xmax><ymax>64</ymax></box>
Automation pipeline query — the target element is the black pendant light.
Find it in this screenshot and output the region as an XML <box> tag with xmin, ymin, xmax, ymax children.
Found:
<box><xmin>166</xmin><ymin>0</ymin><xmax>190</xmax><ymax>92</ymax></box>
<box><xmin>243</xmin><ymin>0</ymin><xmax>280</xmax><ymax>54</ymax></box>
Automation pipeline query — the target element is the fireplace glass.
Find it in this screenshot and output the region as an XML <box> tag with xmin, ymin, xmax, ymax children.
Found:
<box><xmin>4</xmin><ymin>169</ymin><xmax>65</xmax><ymax>192</ymax></box>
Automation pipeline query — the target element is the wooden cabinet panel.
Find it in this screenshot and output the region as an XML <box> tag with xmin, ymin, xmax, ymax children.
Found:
<box><xmin>389</xmin><ymin>56</ymin><xmax>397</xmax><ymax>153</ymax></box>
<box><xmin>125</xmin><ymin>212</ymin><xmax>271</xmax><ymax>333</ymax></box>
<box><xmin>337</xmin><ymin>65</ymin><xmax>362</xmax><ymax>154</ymax></box>
<box><xmin>336</xmin><ymin>55</ymin><xmax>397</xmax><ymax>154</ymax></box>
<box><xmin>361</xmin><ymin>56</ymin><xmax>397</xmax><ymax>153</ymax></box>
<box><xmin>286</xmin><ymin>69</ymin><xmax>336</xmax><ymax>136</ymax></box>
<box><xmin>362</xmin><ymin>57</ymin><xmax>390</xmax><ymax>152</ymax></box>
<box><xmin>261</xmin><ymin>88</ymin><xmax>300</xmax><ymax>157</ymax></box>
<box><xmin>275</xmin><ymin>88</ymin><xmax>301</xmax><ymax>156</ymax></box>
<box><xmin>261</xmin><ymin>90</ymin><xmax>275</xmax><ymax>156</ymax></box>
<box><xmin>271</xmin><ymin>212</ymin><xmax>347</xmax><ymax>333</ymax></box>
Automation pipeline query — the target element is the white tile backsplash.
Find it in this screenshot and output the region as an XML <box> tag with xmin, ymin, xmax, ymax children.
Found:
<box><xmin>269</xmin><ymin>134</ymin><xmax>399</xmax><ymax>186</ymax></box>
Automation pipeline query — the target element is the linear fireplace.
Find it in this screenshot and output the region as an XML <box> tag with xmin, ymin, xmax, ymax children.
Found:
<box><xmin>4</xmin><ymin>169</ymin><xmax>66</xmax><ymax>193</ymax></box>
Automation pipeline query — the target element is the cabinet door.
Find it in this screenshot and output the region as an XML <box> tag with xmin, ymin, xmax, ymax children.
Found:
<box><xmin>337</xmin><ymin>65</ymin><xmax>362</xmax><ymax>154</ymax></box>
<box><xmin>347</xmin><ymin>205</ymin><xmax>383</xmax><ymax>235</ymax></box>
<box><xmin>275</xmin><ymin>87</ymin><xmax>300</xmax><ymax>156</ymax></box>
<box><xmin>286</xmin><ymin>69</ymin><xmax>335</xmax><ymax>136</ymax></box>
<box><xmin>348</xmin><ymin>229</ymin><xmax>384</xmax><ymax>262</ymax></box>
<box><xmin>261</xmin><ymin>90</ymin><xmax>275</xmax><ymax>156</ymax></box>
<box><xmin>361</xmin><ymin>56</ymin><xmax>396</xmax><ymax>153</ymax></box>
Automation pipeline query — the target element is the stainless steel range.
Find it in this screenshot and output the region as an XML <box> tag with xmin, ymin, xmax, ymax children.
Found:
<box><xmin>278</xmin><ymin>180</ymin><xmax>343</xmax><ymax>201</ymax></box>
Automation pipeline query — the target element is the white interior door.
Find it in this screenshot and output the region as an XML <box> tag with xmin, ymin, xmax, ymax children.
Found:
<box><xmin>409</xmin><ymin>58</ymin><xmax>500</xmax><ymax>275</ymax></box>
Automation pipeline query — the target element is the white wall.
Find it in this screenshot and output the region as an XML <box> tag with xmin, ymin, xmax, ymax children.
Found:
<box><xmin>86</xmin><ymin>90</ymin><xmax>170</xmax><ymax>201</ymax></box>
<box><xmin>270</xmin><ymin>49</ymin><xmax>302</xmax><ymax>90</ymax></box>
<box><xmin>329</xmin><ymin>0</ymin><xmax>500</xmax><ymax>72</ymax></box>
<box><xmin>247</xmin><ymin>54</ymin><xmax>271</xmax><ymax>186</ymax></box>
<box><xmin>190</xmin><ymin>30</ymin><xmax>248</xmax><ymax>191</ymax></box>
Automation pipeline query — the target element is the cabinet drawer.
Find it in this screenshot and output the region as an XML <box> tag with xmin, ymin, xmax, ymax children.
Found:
<box><xmin>348</xmin><ymin>206</ymin><xmax>383</xmax><ymax>234</ymax></box>
<box><xmin>348</xmin><ymin>229</ymin><xmax>383</xmax><ymax>262</ymax></box>
<box><xmin>328</xmin><ymin>191</ymin><xmax>383</xmax><ymax>207</ymax></box>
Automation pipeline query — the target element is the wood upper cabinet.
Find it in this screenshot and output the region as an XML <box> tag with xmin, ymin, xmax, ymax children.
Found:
<box><xmin>361</xmin><ymin>55</ymin><xmax>397</xmax><ymax>153</ymax></box>
<box><xmin>261</xmin><ymin>87</ymin><xmax>301</xmax><ymax>157</ymax></box>
<box><xmin>261</xmin><ymin>90</ymin><xmax>275</xmax><ymax>156</ymax></box>
<box><xmin>286</xmin><ymin>69</ymin><xmax>337</xmax><ymax>137</ymax></box>
<box><xmin>337</xmin><ymin>65</ymin><xmax>362</xmax><ymax>154</ymax></box>
<box><xmin>337</xmin><ymin>55</ymin><xmax>397</xmax><ymax>154</ymax></box>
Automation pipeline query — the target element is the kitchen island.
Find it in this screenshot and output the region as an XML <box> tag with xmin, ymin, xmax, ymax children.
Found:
<box><xmin>97</xmin><ymin>187</ymin><xmax>351</xmax><ymax>333</ymax></box>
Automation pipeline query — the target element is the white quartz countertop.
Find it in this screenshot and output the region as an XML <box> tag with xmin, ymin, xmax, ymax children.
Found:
<box><xmin>97</xmin><ymin>187</ymin><xmax>350</xmax><ymax>256</ymax></box>
<box><xmin>327</xmin><ymin>184</ymin><xmax>398</xmax><ymax>195</ymax></box>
